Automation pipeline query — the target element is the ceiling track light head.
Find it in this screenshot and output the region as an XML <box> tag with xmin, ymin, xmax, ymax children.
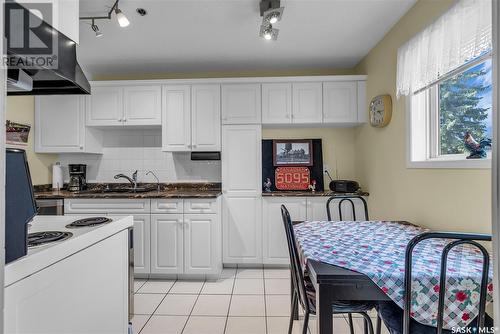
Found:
<box><xmin>259</xmin><ymin>24</ymin><xmax>279</xmax><ymax>41</ymax></box>
<box><xmin>263</xmin><ymin>7</ymin><xmax>284</xmax><ymax>24</ymax></box>
<box><xmin>114</xmin><ymin>6</ymin><xmax>130</xmax><ymax>27</ymax></box>
<box><xmin>91</xmin><ymin>19</ymin><xmax>103</xmax><ymax>37</ymax></box>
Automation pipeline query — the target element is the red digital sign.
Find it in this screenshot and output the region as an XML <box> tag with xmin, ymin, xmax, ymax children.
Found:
<box><xmin>275</xmin><ymin>167</ymin><xmax>310</xmax><ymax>190</ymax></box>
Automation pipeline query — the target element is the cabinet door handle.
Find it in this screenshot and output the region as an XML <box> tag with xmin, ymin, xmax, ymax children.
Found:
<box><xmin>123</xmin><ymin>119</ymin><xmax>127</xmax><ymax>122</ymax></box>
<box><xmin>79</xmin><ymin>146</ymin><xmax>83</xmax><ymax>150</ymax></box>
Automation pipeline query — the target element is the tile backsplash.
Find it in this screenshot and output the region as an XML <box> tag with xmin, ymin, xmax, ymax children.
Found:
<box><xmin>57</xmin><ymin>129</ymin><xmax>221</xmax><ymax>183</ymax></box>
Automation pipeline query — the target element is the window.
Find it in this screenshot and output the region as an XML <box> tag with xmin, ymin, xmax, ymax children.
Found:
<box><xmin>408</xmin><ymin>57</ymin><xmax>492</xmax><ymax>168</ymax></box>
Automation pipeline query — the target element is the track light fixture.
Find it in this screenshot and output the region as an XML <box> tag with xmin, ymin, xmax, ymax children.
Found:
<box><xmin>259</xmin><ymin>0</ymin><xmax>284</xmax><ymax>41</ymax></box>
<box><xmin>80</xmin><ymin>0</ymin><xmax>130</xmax><ymax>37</ymax></box>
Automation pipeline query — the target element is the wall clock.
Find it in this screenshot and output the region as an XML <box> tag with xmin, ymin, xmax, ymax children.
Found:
<box><xmin>369</xmin><ymin>94</ymin><xmax>392</xmax><ymax>127</ymax></box>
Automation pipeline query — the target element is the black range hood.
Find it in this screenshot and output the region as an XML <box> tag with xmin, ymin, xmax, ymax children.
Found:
<box><xmin>5</xmin><ymin>2</ymin><xmax>90</xmax><ymax>95</ymax></box>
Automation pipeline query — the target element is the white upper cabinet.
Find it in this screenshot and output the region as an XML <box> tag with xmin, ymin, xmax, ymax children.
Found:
<box><xmin>162</xmin><ymin>85</ymin><xmax>191</xmax><ymax>152</ymax></box>
<box><xmin>292</xmin><ymin>82</ymin><xmax>323</xmax><ymax>123</ymax></box>
<box><xmin>162</xmin><ymin>84</ymin><xmax>221</xmax><ymax>152</ymax></box>
<box><xmin>87</xmin><ymin>85</ymin><xmax>162</xmax><ymax>126</ymax></box>
<box><xmin>87</xmin><ymin>86</ymin><xmax>123</xmax><ymax>126</ymax></box>
<box><xmin>222</xmin><ymin>84</ymin><xmax>261</xmax><ymax>124</ymax></box>
<box><xmin>323</xmin><ymin>81</ymin><xmax>358</xmax><ymax>123</ymax></box>
<box><xmin>262</xmin><ymin>83</ymin><xmax>292</xmax><ymax>124</ymax></box>
<box><xmin>124</xmin><ymin>86</ymin><xmax>162</xmax><ymax>125</ymax></box>
<box><xmin>191</xmin><ymin>84</ymin><xmax>221</xmax><ymax>151</ymax></box>
<box><xmin>35</xmin><ymin>95</ymin><xmax>102</xmax><ymax>154</ymax></box>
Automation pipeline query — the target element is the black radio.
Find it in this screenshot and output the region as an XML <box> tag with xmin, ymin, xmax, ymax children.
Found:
<box><xmin>329</xmin><ymin>180</ymin><xmax>360</xmax><ymax>193</ymax></box>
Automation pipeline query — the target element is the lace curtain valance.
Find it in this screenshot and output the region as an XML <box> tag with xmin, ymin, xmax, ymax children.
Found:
<box><xmin>396</xmin><ymin>0</ymin><xmax>492</xmax><ymax>97</ymax></box>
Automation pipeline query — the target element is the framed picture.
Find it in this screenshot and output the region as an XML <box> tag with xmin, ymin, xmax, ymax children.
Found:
<box><xmin>6</xmin><ymin>120</ymin><xmax>31</xmax><ymax>147</ymax></box>
<box><xmin>273</xmin><ymin>139</ymin><xmax>313</xmax><ymax>166</ymax></box>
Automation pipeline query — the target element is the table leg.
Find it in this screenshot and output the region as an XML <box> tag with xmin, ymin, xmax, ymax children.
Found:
<box><xmin>316</xmin><ymin>283</ymin><xmax>333</xmax><ymax>334</ymax></box>
<box><xmin>291</xmin><ymin>273</ymin><xmax>299</xmax><ymax>320</ymax></box>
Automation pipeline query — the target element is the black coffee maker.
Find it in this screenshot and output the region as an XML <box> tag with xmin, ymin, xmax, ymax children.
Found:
<box><xmin>68</xmin><ymin>164</ymin><xmax>87</xmax><ymax>191</ymax></box>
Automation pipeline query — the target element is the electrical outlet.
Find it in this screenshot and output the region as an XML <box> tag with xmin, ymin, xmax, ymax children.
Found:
<box><xmin>323</xmin><ymin>164</ymin><xmax>330</xmax><ymax>173</ymax></box>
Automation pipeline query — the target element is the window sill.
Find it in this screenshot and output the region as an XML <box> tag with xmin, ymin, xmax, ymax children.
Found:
<box><xmin>407</xmin><ymin>156</ymin><xmax>491</xmax><ymax>169</ymax></box>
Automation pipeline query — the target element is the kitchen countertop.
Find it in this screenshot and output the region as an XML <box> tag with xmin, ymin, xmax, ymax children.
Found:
<box><xmin>262</xmin><ymin>190</ymin><xmax>369</xmax><ymax>197</ymax></box>
<box><xmin>34</xmin><ymin>183</ymin><xmax>222</xmax><ymax>200</ymax></box>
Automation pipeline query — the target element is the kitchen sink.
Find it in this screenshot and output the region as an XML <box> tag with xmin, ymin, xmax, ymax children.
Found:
<box><xmin>77</xmin><ymin>187</ymin><xmax>155</xmax><ymax>194</ymax></box>
<box><xmin>102</xmin><ymin>187</ymin><xmax>153</xmax><ymax>193</ymax></box>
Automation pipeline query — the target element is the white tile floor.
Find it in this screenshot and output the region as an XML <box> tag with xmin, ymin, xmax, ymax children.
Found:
<box><xmin>132</xmin><ymin>267</ymin><xmax>389</xmax><ymax>334</ymax></box>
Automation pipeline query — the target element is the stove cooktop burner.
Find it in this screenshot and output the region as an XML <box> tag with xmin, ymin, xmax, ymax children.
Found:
<box><xmin>65</xmin><ymin>217</ymin><xmax>112</xmax><ymax>228</ymax></box>
<box><xmin>28</xmin><ymin>231</ymin><xmax>73</xmax><ymax>247</ymax></box>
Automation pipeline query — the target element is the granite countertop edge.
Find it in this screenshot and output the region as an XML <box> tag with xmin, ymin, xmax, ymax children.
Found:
<box><xmin>261</xmin><ymin>190</ymin><xmax>369</xmax><ymax>197</ymax></box>
<box><xmin>34</xmin><ymin>182</ymin><xmax>222</xmax><ymax>200</ymax></box>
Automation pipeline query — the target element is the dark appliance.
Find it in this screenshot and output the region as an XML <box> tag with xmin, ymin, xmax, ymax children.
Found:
<box><xmin>191</xmin><ymin>152</ymin><xmax>221</xmax><ymax>161</ymax></box>
<box><xmin>68</xmin><ymin>164</ymin><xmax>87</xmax><ymax>192</ymax></box>
<box><xmin>6</xmin><ymin>149</ymin><xmax>37</xmax><ymax>264</ymax></box>
<box><xmin>36</xmin><ymin>199</ymin><xmax>64</xmax><ymax>215</ymax></box>
<box><xmin>28</xmin><ymin>231</ymin><xmax>73</xmax><ymax>247</ymax></box>
<box><xmin>329</xmin><ymin>180</ymin><xmax>360</xmax><ymax>193</ymax></box>
<box><xmin>5</xmin><ymin>2</ymin><xmax>91</xmax><ymax>95</ymax></box>
<box><xmin>65</xmin><ymin>217</ymin><xmax>112</xmax><ymax>228</ymax></box>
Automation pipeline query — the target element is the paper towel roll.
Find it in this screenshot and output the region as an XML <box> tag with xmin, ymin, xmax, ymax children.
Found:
<box><xmin>52</xmin><ymin>162</ymin><xmax>63</xmax><ymax>190</ymax></box>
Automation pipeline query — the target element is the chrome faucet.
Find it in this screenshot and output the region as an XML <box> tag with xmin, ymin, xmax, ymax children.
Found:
<box><xmin>146</xmin><ymin>170</ymin><xmax>160</xmax><ymax>192</ymax></box>
<box><xmin>114</xmin><ymin>170</ymin><xmax>138</xmax><ymax>190</ymax></box>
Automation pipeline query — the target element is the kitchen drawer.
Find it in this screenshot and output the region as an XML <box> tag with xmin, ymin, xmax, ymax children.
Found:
<box><xmin>184</xmin><ymin>198</ymin><xmax>220</xmax><ymax>214</ymax></box>
<box><xmin>151</xmin><ymin>199</ymin><xmax>184</xmax><ymax>214</ymax></box>
<box><xmin>64</xmin><ymin>199</ymin><xmax>150</xmax><ymax>214</ymax></box>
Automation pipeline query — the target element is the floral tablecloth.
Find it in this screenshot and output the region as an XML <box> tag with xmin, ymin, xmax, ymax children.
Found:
<box><xmin>293</xmin><ymin>220</ymin><xmax>493</xmax><ymax>329</ymax></box>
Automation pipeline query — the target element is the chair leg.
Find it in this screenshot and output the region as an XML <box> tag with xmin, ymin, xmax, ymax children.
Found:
<box><xmin>302</xmin><ymin>311</ymin><xmax>310</xmax><ymax>334</ymax></box>
<box><xmin>376</xmin><ymin>314</ymin><xmax>382</xmax><ymax>334</ymax></box>
<box><xmin>289</xmin><ymin>292</ymin><xmax>297</xmax><ymax>334</ymax></box>
<box><xmin>359</xmin><ymin>312</ymin><xmax>374</xmax><ymax>334</ymax></box>
<box><xmin>348</xmin><ymin>314</ymin><xmax>355</xmax><ymax>334</ymax></box>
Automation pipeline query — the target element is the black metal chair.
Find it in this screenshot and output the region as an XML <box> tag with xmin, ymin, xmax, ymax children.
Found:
<box><xmin>377</xmin><ymin>232</ymin><xmax>491</xmax><ymax>334</ymax></box>
<box><xmin>326</xmin><ymin>195</ymin><xmax>378</xmax><ymax>333</ymax></box>
<box><xmin>326</xmin><ymin>195</ymin><xmax>369</xmax><ymax>221</ymax></box>
<box><xmin>281</xmin><ymin>205</ymin><xmax>376</xmax><ymax>334</ymax></box>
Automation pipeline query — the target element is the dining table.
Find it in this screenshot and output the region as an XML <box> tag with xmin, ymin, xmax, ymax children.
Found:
<box><xmin>292</xmin><ymin>220</ymin><xmax>494</xmax><ymax>334</ymax></box>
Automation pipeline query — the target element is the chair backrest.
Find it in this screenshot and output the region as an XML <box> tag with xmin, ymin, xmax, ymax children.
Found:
<box><xmin>281</xmin><ymin>205</ymin><xmax>312</xmax><ymax>314</ymax></box>
<box><xmin>403</xmin><ymin>232</ymin><xmax>491</xmax><ymax>334</ymax></box>
<box><xmin>326</xmin><ymin>195</ymin><xmax>369</xmax><ymax>221</ymax></box>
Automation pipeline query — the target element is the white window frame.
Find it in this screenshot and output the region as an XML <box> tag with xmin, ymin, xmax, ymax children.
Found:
<box><xmin>407</xmin><ymin>59</ymin><xmax>493</xmax><ymax>169</ymax></box>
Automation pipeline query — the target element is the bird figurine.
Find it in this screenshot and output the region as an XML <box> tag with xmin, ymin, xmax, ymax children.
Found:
<box><xmin>464</xmin><ymin>132</ymin><xmax>491</xmax><ymax>159</ymax></box>
<box><xmin>263</xmin><ymin>178</ymin><xmax>272</xmax><ymax>192</ymax></box>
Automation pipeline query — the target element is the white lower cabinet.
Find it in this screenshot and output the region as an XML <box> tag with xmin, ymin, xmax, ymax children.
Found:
<box><xmin>151</xmin><ymin>214</ymin><xmax>184</xmax><ymax>275</ymax></box>
<box><xmin>307</xmin><ymin>197</ymin><xmax>329</xmax><ymax>221</ymax></box>
<box><xmin>223</xmin><ymin>196</ymin><xmax>262</xmax><ymax>264</ymax></box>
<box><xmin>261</xmin><ymin>196</ymin><xmax>368</xmax><ymax>265</ymax></box>
<box><xmin>262</xmin><ymin>197</ymin><xmax>307</xmax><ymax>265</ymax></box>
<box><xmin>184</xmin><ymin>214</ymin><xmax>221</xmax><ymax>275</ymax></box>
<box><xmin>63</xmin><ymin>198</ymin><xmax>221</xmax><ymax>277</ymax></box>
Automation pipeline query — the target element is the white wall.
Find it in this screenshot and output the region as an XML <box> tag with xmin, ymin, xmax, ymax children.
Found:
<box><xmin>58</xmin><ymin>129</ymin><xmax>221</xmax><ymax>183</ymax></box>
